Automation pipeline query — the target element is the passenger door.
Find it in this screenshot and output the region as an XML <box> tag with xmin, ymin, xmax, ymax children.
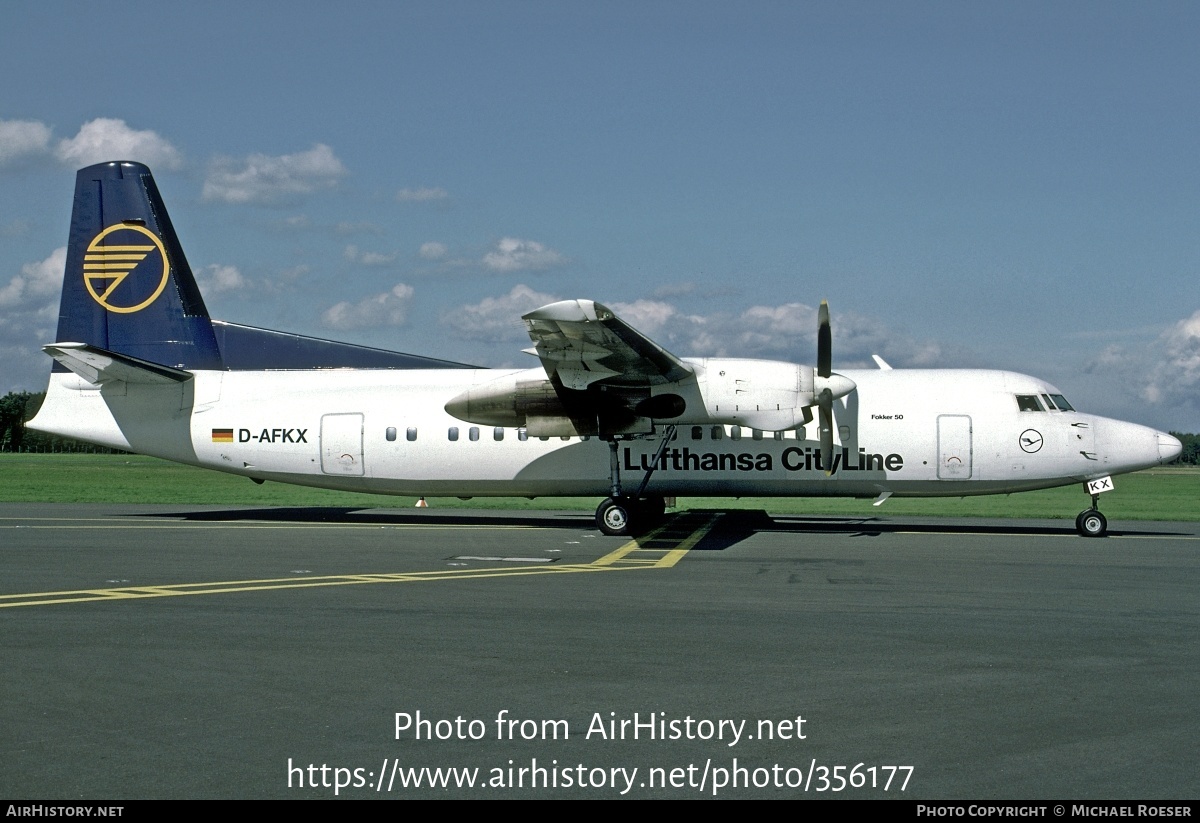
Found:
<box><xmin>937</xmin><ymin>414</ymin><xmax>973</xmax><ymax>479</ymax></box>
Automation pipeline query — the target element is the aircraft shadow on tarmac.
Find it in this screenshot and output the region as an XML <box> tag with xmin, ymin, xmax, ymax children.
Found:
<box><xmin>132</xmin><ymin>507</ymin><xmax>1191</xmax><ymax>555</ymax></box>
<box><xmin>135</xmin><ymin>507</ymin><xmax>595</xmax><ymax>530</ymax></box>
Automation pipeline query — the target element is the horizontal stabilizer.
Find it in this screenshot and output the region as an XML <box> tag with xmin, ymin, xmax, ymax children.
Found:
<box><xmin>43</xmin><ymin>342</ymin><xmax>192</xmax><ymax>385</ymax></box>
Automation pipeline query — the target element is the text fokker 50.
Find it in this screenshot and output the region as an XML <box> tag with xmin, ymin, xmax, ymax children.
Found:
<box><xmin>30</xmin><ymin>162</ymin><xmax>1182</xmax><ymax>536</ymax></box>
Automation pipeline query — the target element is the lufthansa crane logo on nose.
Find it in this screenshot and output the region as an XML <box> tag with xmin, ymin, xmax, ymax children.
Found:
<box><xmin>1019</xmin><ymin>429</ymin><xmax>1044</xmax><ymax>454</ymax></box>
<box><xmin>83</xmin><ymin>224</ymin><xmax>169</xmax><ymax>314</ymax></box>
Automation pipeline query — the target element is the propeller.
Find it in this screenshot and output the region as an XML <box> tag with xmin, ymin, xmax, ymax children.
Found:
<box><xmin>812</xmin><ymin>300</ymin><xmax>856</xmax><ymax>474</ymax></box>
<box><xmin>817</xmin><ymin>301</ymin><xmax>832</xmax><ymax>378</ymax></box>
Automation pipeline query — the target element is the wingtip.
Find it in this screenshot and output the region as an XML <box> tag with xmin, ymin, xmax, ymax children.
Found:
<box><xmin>522</xmin><ymin>299</ymin><xmax>601</xmax><ymax>323</ymax></box>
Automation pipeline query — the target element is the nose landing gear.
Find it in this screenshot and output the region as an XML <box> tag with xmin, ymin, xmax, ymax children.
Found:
<box><xmin>1075</xmin><ymin>492</ymin><xmax>1107</xmax><ymax>537</ymax></box>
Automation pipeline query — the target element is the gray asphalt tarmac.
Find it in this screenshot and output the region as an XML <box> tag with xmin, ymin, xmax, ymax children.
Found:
<box><xmin>1</xmin><ymin>503</ymin><xmax>1197</xmax><ymax>799</ymax></box>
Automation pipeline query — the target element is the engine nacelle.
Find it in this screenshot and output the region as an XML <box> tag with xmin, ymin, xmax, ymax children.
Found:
<box><xmin>444</xmin><ymin>368</ymin><xmax>565</xmax><ymax>427</ymax></box>
<box><xmin>694</xmin><ymin>358</ymin><xmax>817</xmax><ymax>430</ymax></box>
<box><xmin>445</xmin><ymin>368</ymin><xmax>689</xmax><ymax>437</ymax></box>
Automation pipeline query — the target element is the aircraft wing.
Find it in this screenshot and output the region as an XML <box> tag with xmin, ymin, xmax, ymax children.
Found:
<box><xmin>43</xmin><ymin>342</ymin><xmax>192</xmax><ymax>385</ymax></box>
<box><xmin>522</xmin><ymin>300</ymin><xmax>693</xmax><ymax>390</ymax></box>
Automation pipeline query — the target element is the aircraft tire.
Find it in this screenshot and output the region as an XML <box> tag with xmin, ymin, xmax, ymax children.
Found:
<box><xmin>596</xmin><ymin>497</ymin><xmax>633</xmax><ymax>536</ymax></box>
<box><xmin>1077</xmin><ymin>509</ymin><xmax>1107</xmax><ymax>538</ymax></box>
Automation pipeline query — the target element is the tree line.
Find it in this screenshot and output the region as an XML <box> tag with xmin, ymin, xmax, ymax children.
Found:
<box><xmin>1</xmin><ymin>391</ymin><xmax>1198</xmax><ymax>464</ymax></box>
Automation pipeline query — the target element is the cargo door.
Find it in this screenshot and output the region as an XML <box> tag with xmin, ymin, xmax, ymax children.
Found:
<box><xmin>321</xmin><ymin>413</ymin><xmax>364</xmax><ymax>476</ymax></box>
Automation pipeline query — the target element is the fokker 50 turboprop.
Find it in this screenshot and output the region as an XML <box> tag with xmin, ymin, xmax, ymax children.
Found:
<box><xmin>30</xmin><ymin>162</ymin><xmax>1182</xmax><ymax>536</ymax></box>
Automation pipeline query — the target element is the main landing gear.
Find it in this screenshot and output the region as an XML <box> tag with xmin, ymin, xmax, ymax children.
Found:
<box><xmin>595</xmin><ymin>428</ymin><xmax>675</xmax><ymax>537</ymax></box>
<box><xmin>1075</xmin><ymin>492</ymin><xmax>1107</xmax><ymax>538</ymax></box>
<box><xmin>596</xmin><ymin>495</ymin><xmax>667</xmax><ymax>537</ymax></box>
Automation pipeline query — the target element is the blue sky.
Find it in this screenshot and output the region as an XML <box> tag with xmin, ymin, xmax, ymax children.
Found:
<box><xmin>2</xmin><ymin>1</ymin><xmax>1198</xmax><ymax>431</ymax></box>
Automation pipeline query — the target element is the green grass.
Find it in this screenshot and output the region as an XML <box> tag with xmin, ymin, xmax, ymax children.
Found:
<box><xmin>1</xmin><ymin>453</ymin><xmax>1196</xmax><ymax>520</ymax></box>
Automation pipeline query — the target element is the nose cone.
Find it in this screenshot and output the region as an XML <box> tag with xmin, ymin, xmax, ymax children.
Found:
<box><xmin>1158</xmin><ymin>432</ymin><xmax>1182</xmax><ymax>464</ymax></box>
<box><xmin>444</xmin><ymin>391</ymin><xmax>471</xmax><ymax>423</ymax></box>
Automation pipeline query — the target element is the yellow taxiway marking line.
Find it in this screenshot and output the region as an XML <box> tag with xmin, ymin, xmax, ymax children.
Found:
<box><xmin>0</xmin><ymin>515</ymin><xmax>715</xmax><ymax>609</ymax></box>
<box><xmin>593</xmin><ymin>514</ymin><xmax>720</xmax><ymax>568</ymax></box>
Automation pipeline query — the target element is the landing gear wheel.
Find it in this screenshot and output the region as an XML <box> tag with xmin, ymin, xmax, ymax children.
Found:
<box><xmin>1077</xmin><ymin>509</ymin><xmax>1107</xmax><ymax>538</ymax></box>
<box><xmin>596</xmin><ymin>497</ymin><xmax>633</xmax><ymax>536</ymax></box>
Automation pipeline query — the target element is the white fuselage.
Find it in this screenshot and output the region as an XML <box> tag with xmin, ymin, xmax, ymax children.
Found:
<box><xmin>29</xmin><ymin>365</ymin><xmax>1175</xmax><ymax>500</ymax></box>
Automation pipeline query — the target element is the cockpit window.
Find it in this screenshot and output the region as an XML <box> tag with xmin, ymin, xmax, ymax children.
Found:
<box><xmin>1016</xmin><ymin>395</ymin><xmax>1045</xmax><ymax>412</ymax></box>
<box><xmin>1049</xmin><ymin>394</ymin><xmax>1074</xmax><ymax>411</ymax></box>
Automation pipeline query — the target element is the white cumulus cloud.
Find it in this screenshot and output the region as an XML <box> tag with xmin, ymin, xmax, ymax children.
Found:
<box><xmin>736</xmin><ymin>302</ymin><xmax>816</xmax><ymax>348</ymax></box>
<box><xmin>730</xmin><ymin>303</ymin><xmax>942</xmax><ymax>367</ymax></box>
<box><xmin>1141</xmin><ymin>310</ymin><xmax>1200</xmax><ymax>412</ymax></box>
<box><xmin>322</xmin><ymin>283</ymin><xmax>415</xmax><ymax>330</ymax></box>
<box><xmin>441</xmin><ymin>284</ymin><xmax>559</xmax><ymax>342</ymax></box>
<box><xmin>55</xmin><ymin>118</ymin><xmax>182</xmax><ymax>169</ymax></box>
<box><xmin>203</xmin><ymin>144</ymin><xmax>346</xmax><ymax>205</ymax></box>
<box><xmin>343</xmin><ymin>245</ymin><xmax>398</xmax><ymax>266</ymax></box>
<box><xmin>0</xmin><ymin>119</ymin><xmax>52</xmax><ymax>164</ymax></box>
<box><xmin>0</xmin><ymin>248</ymin><xmax>67</xmax><ymax>391</ymax></box>
<box><xmin>573</xmin><ymin>299</ymin><xmax>943</xmax><ymax>369</ymax></box>
<box><xmin>0</xmin><ymin>247</ymin><xmax>66</xmax><ymax>308</ymax></box>
<box><xmin>482</xmin><ymin>237</ymin><xmax>566</xmax><ymax>273</ymax></box>
<box><xmin>419</xmin><ymin>242</ymin><xmax>448</xmax><ymax>260</ymax></box>
<box><xmin>195</xmin><ymin>264</ymin><xmax>246</xmax><ymax>295</ymax></box>
<box><xmin>608</xmin><ymin>299</ymin><xmax>677</xmax><ymax>335</ymax></box>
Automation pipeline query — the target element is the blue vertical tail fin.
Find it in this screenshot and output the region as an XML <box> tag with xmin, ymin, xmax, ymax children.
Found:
<box><xmin>56</xmin><ymin>161</ymin><xmax>224</xmax><ymax>370</ymax></box>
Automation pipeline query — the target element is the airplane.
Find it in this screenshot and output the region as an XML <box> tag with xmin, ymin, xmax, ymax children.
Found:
<box><xmin>29</xmin><ymin>161</ymin><xmax>1183</xmax><ymax>538</ymax></box>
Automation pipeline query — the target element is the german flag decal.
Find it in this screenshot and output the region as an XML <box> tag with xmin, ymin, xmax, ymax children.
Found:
<box><xmin>211</xmin><ymin>429</ymin><xmax>234</xmax><ymax>443</ymax></box>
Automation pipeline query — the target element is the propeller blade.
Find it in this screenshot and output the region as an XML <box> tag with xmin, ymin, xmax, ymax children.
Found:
<box><xmin>817</xmin><ymin>300</ymin><xmax>831</xmax><ymax>378</ymax></box>
<box><xmin>818</xmin><ymin>388</ymin><xmax>834</xmax><ymax>474</ymax></box>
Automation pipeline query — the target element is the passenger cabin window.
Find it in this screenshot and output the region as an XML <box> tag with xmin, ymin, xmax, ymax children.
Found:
<box><xmin>406</xmin><ymin>427</ymin><xmax>418</xmax><ymax>441</ymax></box>
<box><xmin>691</xmin><ymin>426</ymin><xmax>703</xmax><ymax>440</ymax></box>
<box><xmin>386</xmin><ymin>427</ymin><xmax>397</xmax><ymax>442</ymax></box>
<box><xmin>710</xmin><ymin>426</ymin><xmax>723</xmax><ymax>440</ymax></box>
<box><xmin>494</xmin><ymin>427</ymin><xmax>504</xmax><ymax>441</ymax></box>
<box><xmin>469</xmin><ymin>427</ymin><xmax>480</xmax><ymax>441</ymax></box>
<box><xmin>752</xmin><ymin>429</ymin><xmax>763</xmax><ymax>441</ymax></box>
<box><xmin>448</xmin><ymin>427</ymin><xmax>459</xmax><ymax>441</ymax></box>
<box><xmin>1016</xmin><ymin>395</ymin><xmax>1045</xmax><ymax>412</ymax></box>
<box><xmin>730</xmin><ymin>426</ymin><xmax>742</xmax><ymax>441</ymax></box>
<box><xmin>518</xmin><ymin>428</ymin><xmax>528</xmax><ymax>441</ymax></box>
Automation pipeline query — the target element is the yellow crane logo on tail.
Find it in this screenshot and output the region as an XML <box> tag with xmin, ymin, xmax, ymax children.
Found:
<box><xmin>83</xmin><ymin>223</ymin><xmax>169</xmax><ymax>313</ymax></box>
